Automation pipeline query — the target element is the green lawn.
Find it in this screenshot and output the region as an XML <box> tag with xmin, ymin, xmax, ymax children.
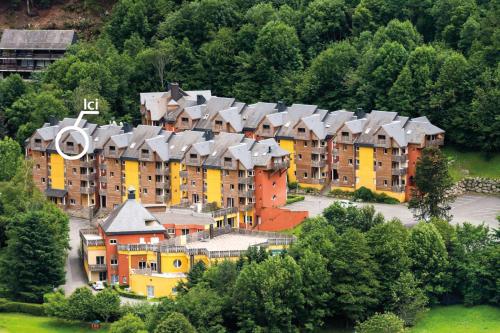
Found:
<box><xmin>443</xmin><ymin>147</ymin><xmax>500</xmax><ymax>181</ymax></box>
<box><xmin>410</xmin><ymin>305</ymin><xmax>500</xmax><ymax>333</ymax></box>
<box><xmin>319</xmin><ymin>305</ymin><xmax>500</xmax><ymax>333</ymax></box>
<box><xmin>0</xmin><ymin>313</ymin><xmax>109</xmax><ymax>333</ymax></box>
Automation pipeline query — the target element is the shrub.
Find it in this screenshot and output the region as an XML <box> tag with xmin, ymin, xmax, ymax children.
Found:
<box><xmin>353</xmin><ymin>187</ymin><xmax>400</xmax><ymax>204</ymax></box>
<box><xmin>356</xmin><ymin>312</ymin><xmax>405</xmax><ymax>333</ymax></box>
<box><xmin>286</xmin><ymin>194</ymin><xmax>305</xmax><ymax>204</ymax></box>
<box><xmin>0</xmin><ymin>298</ymin><xmax>45</xmax><ymax>316</ymax></box>
<box><xmin>328</xmin><ymin>189</ymin><xmax>354</xmax><ymax>199</ymax></box>
<box><xmin>288</xmin><ymin>181</ymin><xmax>298</xmax><ymax>190</ymax></box>
<box><xmin>113</xmin><ymin>286</ymin><xmax>147</xmax><ymax>300</ymax></box>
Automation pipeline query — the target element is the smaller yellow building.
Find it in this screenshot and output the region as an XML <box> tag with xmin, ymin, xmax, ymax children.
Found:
<box><xmin>119</xmin><ymin>229</ymin><xmax>295</xmax><ymax>298</ymax></box>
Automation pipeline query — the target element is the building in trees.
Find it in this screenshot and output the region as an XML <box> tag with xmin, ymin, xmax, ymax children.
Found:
<box><xmin>0</xmin><ymin>29</ymin><xmax>76</xmax><ymax>79</ymax></box>
<box><xmin>140</xmin><ymin>84</ymin><xmax>445</xmax><ymax>201</ymax></box>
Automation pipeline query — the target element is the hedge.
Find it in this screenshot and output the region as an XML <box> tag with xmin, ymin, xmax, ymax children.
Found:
<box><xmin>112</xmin><ymin>286</ymin><xmax>146</xmax><ymax>300</ymax></box>
<box><xmin>0</xmin><ymin>298</ymin><xmax>45</xmax><ymax>316</ymax></box>
<box><xmin>286</xmin><ymin>195</ymin><xmax>305</xmax><ymax>204</ymax></box>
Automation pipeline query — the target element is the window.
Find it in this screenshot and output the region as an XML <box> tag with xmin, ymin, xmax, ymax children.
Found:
<box><xmin>41</xmin><ymin>177</ymin><xmax>46</xmax><ymax>183</ymax></box>
<box><xmin>181</xmin><ymin>117</ymin><xmax>189</xmax><ymax>123</ymax></box>
<box><xmin>182</xmin><ymin>228</ymin><xmax>190</xmax><ymax>235</ymax></box>
<box><xmin>143</xmin><ymin>188</ymin><xmax>148</xmax><ymax>194</ymax></box>
<box><xmin>343</xmin><ymin>144</ymin><xmax>347</xmax><ymax>151</ymax></box>
<box><xmin>230</xmin><ymin>184</ymin><xmax>234</xmax><ymax>190</ymax></box>
<box><xmin>263</xmin><ymin>124</ymin><xmax>270</xmax><ymax>130</ymax></box>
<box><xmin>356</xmin><ymin>159</ymin><xmax>359</xmax><ymax>165</ymax></box>
<box><xmin>96</xmin><ymin>256</ymin><xmax>105</xmax><ymax>265</ymax></box>
<box><xmin>190</xmin><ymin>153</ymin><xmax>197</xmax><ymax>159</ymax></box>
<box><xmin>110</xmin><ymin>258</ymin><xmax>118</xmax><ymax>265</ymax></box>
<box><xmin>383</xmin><ymin>180</ymin><xmax>388</xmax><ymax>186</ymax></box>
<box><xmin>173</xmin><ymin>259</ymin><xmax>182</xmax><ymax>268</ymax></box>
<box><xmin>70</xmin><ymin>199</ymin><xmax>76</xmax><ymax>205</ymax></box>
<box><xmin>150</xmin><ymin>262</ymin><xmax>157</xmax><ymax>271</ymax></box>
<box><xmin>109</xmin><ymin>146</ymin><xmax>115</xmax><ymax>151</ymax></box>
<box><xmin>139</xmin><ymin>261</ymin><xmax>146</xmax><ymax>269</ymax></box>
<box><xmin>109</xmin><ymin>239</ymin><xmax>117</xmax><ymax>245</ymax></box>
<box><xmin>298</xmin><ymin>154</ymin><xmax>302</xmax><ymax>160</ymax></box>
<box><xmin>167</xmin><ymin>228</ymin><xmax>175</xmax><ymax>235</ymax></box>
<box><xmin>272</xmin><ymin>181</ymin><xmax>276</xmax><ymax>187</ymax></box>
<box><xmin>272</xmin><ymin>195</ymin><xmax>277</xmax><ymax>201</ymax></box>
<box><xmin>72</xmin><ymin>168</ymin><xmax>77</xmax><ymax>174</ymax></box>
<box><xmin>148</xmin><ymin>175</ymin><xmax>152</xmax><ymax>181</ymax></box>
<box><xmin>215</xmin><ymin>120</ymin><xmax>223</xmax><ymax>126</ymax></box>
<box><xmin>355</xmin><ymin>146</ymin><xmax>359</xmax><ymax>151</ymax></box>
<box><xmin>304</xmin><ymin>172</ymin><xmax>308</xmax><ymax>178</ymax></box>
<box><xmin>36</xmin><ymin>164</ymin><xmax>40</xmax><ymax>169</ymax></box>
<box><xmin>343</xmin><ymin>176</ymin><xmax>348</xmax><ymax>183</ymax></box>
<box><xmin>304</xmin><ymin>141</ymin><xmax>308</xmax><ymax>147</ymax></box>
<box><xmin>191</xmin><ymin>180</ymin><xmax>196</xmax><ymax>186</ymax></box>
<box><xmin>378</xmin><ymin>161</ymin><xmax>382</xmax><ymax>167</ymax></box>
<box><xmin>98</xmin><ymin>272</ymin><xmax>106</xmax><ymax>281</ymax></box>
<box><xmin>110</xmin><ymin>171</ymin><xmax>114</xmax><ymax>177</ymax></box>
<box><xmin>348</xmin><ymin>159</ymin><xmax>353</xmax><ymax>165</ymax></box>
<box><xmin>115</xmin><ymin>185</ymin><xmax>120</xmax><ymax>191</ymax></box>
<box><xmin>141</xmin><ymin>149</ymin><xmax>149</xmax><ymax>155</ymax></box>
<box><xmin>384</xmin><ymin>148</ymin><xmax>388</xmax><ymax>154</ymax></box>
<box><xmin>298</xmin><ymin>127</ymin><xmax>306</xmax><ymax>133</ymax></box>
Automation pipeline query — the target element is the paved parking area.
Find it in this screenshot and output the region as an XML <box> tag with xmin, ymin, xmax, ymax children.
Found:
<box><xmin>63</xmin><ymin>217</ymin><xmax>91</xmax><ymax>295</ymax></box>
<box><xmin>287</xmin><ymin>194</ymin><xmax>499</xmax><ymax>228</ymax></box>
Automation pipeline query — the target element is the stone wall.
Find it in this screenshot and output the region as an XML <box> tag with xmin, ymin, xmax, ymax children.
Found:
<box><xmin>448</xmin><ymin>177</ymin><xmax>500</xmax><ymax>197</ymax></box>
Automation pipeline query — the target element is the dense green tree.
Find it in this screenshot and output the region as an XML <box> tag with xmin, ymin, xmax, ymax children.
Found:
<box><xmin>145</xmin><ymin>298</ymin><xmax>177</xmax><ymax>333</ymax></box>
<box><xmin>93</xmin><ymin>288</ymin><xmax>121</xmax><ymax>323</ymax></box>
<box><xmin>302</xmin><ymin>0</ymin><xmax>349</xmax><ymax>57</ymax></box>
<box><xmin>244</xmin><ymin>3</ymin><xmax>277</xmax><ymax>28</ymax></box>
<box><xmin>233</xmin><ymin>256</ymin><xmax>304</xmax><ymax>332</ymax></box>
<box><xmin>105</xmin><ymin>0</ymin><xmax>152</xmax><ymax>49</ymax></box>
<box><xmin>387</xmin><ymin>272</ymin><xmax>428</xmax><ymax>326</ymax></box>
<box><xmin>323</xmin><ymin>203</ymin><xmax>384</xmax><ymax>233</ymax></box>
<box><xmin>431</xmin><ymin>0</ymin><xmax>478</xmax><ymax>48</ymax></box>
<box><xmin>176</xmin><ymin>260</ymin><xmax>206</xmax><ymax>294</ymax></box>
<box><xmin>0</xmin><ymin>209</ymin><xmax>68</xmax><ymax>302</ymax></box>
<box><xmin>154</xmin><ymin>312</ymin><xmax>197</xmax><ymax>333</ymax></box>
<box><xmin>407</xmin><ymin>222</ymin><xmax>450</xmax><ymax>303</ymax></box>
<box><xmin>0</xmin><ymin>137</ymin><xmax>21</xmax><ymax>182</ymax></box>
<box><xmin>297</xmin><ymin>249</ymin><xmax>332</xmax><ymax>331</ymax></box>
<box><xmin>298</xmin><ymin>41</ymin><xmax>358</xmax><ymax>109</ymax></box>
<box><xmin>355</xmin><ymin>312</ymin><xmax>405</xmax><ymax>333</ymax></box>
<box><xmin>66</xmin><ymin>287</ymin><xmax>96</xmax><ymax>321</ymax></box>
<box><xmin>110</xmin><ymin>313</ymin><xmax>147</xmax><ymax>333</ymax></box>
<box><xmin>366</xmin><ymin>220</ymin><xmax>410</xmax><ymax>304</ymax></box>
<box><xmin>373</xmin><ymin>19</ymin><xmax>422</xmax><ymax>51</ymax></box>
<box><xmin>43</xmin><ymin>289</ymin><xmax>70</xmax><ymax>319</ymax></box>
<box><xmin>329</xmin><ymin>228</ymin><xmax>380</xmax><ymax>322</ymax></box>
<box><xmin>408</xmin><ymin>147</ymin><xmax>455</xmax><ymax>221</ymax></box>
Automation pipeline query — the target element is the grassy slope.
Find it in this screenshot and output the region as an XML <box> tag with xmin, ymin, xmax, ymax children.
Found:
<box><xmin>320</xmin><ymin>305</ymin><xmax>500</xmax><ymax>333</ymax></box>
<box><xmin>443</xmin><ymin>147</ymin><xmax>500</xmax><ymax>181</ymax></box>
<box><xmin>410</xmin><ymin>305</ymin><xmax>500</xmax><ymax>333</ymax></box>
<box><xmin>0</xmin><ymin>313</ymin><xmax>109</xmax><ymax>333</ymax></box>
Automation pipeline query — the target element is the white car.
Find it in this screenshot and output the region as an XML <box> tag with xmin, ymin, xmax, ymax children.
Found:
<box><xmin>337</xmin><ymin>199</ymin><xmax>354</xmax><ymax>208</ymax></box>
<box><xmin>92</xmin><ymin>281</ymin><xmax>105</xmax><ymax>291</ymax></box>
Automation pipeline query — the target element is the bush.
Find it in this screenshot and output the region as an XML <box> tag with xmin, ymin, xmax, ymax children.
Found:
<box><xmin>353</xmin><ymin>187</ymin><xmax>400</xmax><ymax>204</ymax></box>
<box><xmin>286</xmin><ymin>194</ymin><xmax>305</xmax><ymax>204</ymax></box>
<box><xmin>288</xmin><ymin>181</ymin><xmax>298</xmax><ymax>190</ymax></box>
<box><xmin>356</xmin><ymin>312</ymin><xmax>405</xmax><ymax>333</ymax></box>
<box><xmin>113</xmin><ymin>285</ymin><xmax>147</xmax><ymax>300</ymax></box>
<box><xmin>328</xmin><ymin>189</ymin><xmax>354</xmax><ymax>199</ymax></box>
<box><xmin>0</xmin><ymin>298</ymin><xmax>45</xmax><ymax>316</ymax></box>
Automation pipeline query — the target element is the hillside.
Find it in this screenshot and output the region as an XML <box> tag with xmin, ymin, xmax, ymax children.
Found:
<box><xmin>0</xmin><ymin>0</ymin><xmax>115</xmax><ymax>39</ymax></box>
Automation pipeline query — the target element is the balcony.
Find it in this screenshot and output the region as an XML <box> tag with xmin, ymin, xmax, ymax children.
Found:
<box><xmin>156</xmin><ymin>195</ymin><xmax>167</xmax><ymax>203</ymax></box>
<box><xmin>99</xmin><ymin>175</ymin><xmax>107</xmax><ymax>183</ymax></box>
<box><xmin>311</xmin><ymin>146</ymin><xmax>326</xmax><ymax>154</ymax></box>
<box><xmin>80</xmin><ymin>160</ymin><xmax>93</xmax><ymax>168</ymax></box>
<box><xmin>391</xmin><ymin>168</ymin><xmax>407</xmax><ymax>176</ymax></box>
<box><xmin>391</xmin><ymin>185</ymin><xmax>406</xmax><ymax>192</ymax></box>
<box><xmin>271</xmin><ymin>160</ymin><xmax>290</xmax><ymax>170</ymax></box>
<box><xmin>81</xmin><ymin>173</ymin><xmax>96</xmax><ymax>182</ymax></box>
<box><xmin>155</xmin><ymin>168</ymin><xmax>169</xmax><ymax>175</ymax></box>
<box><xmin>156</xmin><ymin>179</ymin><xmax>170</xmax><ymax>188</ymax></box>
<box><xmin>391</xmin><ymin>155</ymin><xmax>407</xmax><ymax>163</ymax></box>
<box><xmin>311</xmin><ymin>159</ymin><xmax>326</xmax><ymax>168</ymax></box>
<box><xmin>427</xmin><ymin>138</ymin><xmax>444</xmax><ymax>146</ymax></box>
<box><xmin>308</xmin><ymin>178</ymin><xmax>326</xmax><ymax>184</ymax></box>
<box><xmin>340</xmin><ymin>136</ymin><xmax>352</xmax><ymax>144</ymax></box>
<box><xmin>238</xmin><ymin>176</ymin><xmax>254</xmax><ymax>184</ymax></box>
<box><xmin>239</xmin><ymin>204</ymin><xmax>254</xmax><ymax>212</ymax></box>
<box><xmin>179</xmin><ymin>170</ymin><xmax>188</xmax><ymax>178</ymax></box>
<box><xmin>332</xmin><ymin>161</ymin><xmax>339</xmax><ymax>169</ymax></box>
<box><xmin>80</xmin><ymin>186</ymin><xmax>95</xmax><ymax>195</ymax></box>
<box><xmin>210</xmin><ymin>207</ymin><xmax>238</xmax><ymax>218</ymax></box>
<box><xmin>99</xmin><ymin>164</ymin><xmax>107</xmax><ymax>170</ymax></box>
<box><xmin>89</xmin><ymin>264</ymin><xmax>107</xmax><ymax>272</ymax></box>
<box><xmin>238</xmin><ymin>189</ymin><xmax>255</xmax><ymax>198</ymax></box>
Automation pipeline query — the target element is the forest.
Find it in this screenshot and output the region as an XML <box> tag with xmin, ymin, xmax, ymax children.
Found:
<box><xmin>0</xmin><ymin>0</ymin><xmax>498</xmax><ymax>153</ymax></box>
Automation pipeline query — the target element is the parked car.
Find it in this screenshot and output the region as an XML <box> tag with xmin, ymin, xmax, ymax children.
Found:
<box><xmin>337</xmin><ymin>199</ymin><xmax>355</xmax><ymax>208</ymax></box>
<box><xmin>92</xmin><ymin>281</ymin><xmax>105</xmax><ymax>291</ymax></box>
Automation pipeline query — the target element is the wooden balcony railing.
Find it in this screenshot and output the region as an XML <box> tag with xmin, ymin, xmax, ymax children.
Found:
<box><xmin>89</xmin><ymin>264</ymin><xmax>107</xmax><ymax>272</ymax></box>
<box><xmin>311</xmin><ymin>159</ymin><xmax>326</xmax><ymax>168</ymax></box>
<box><xmin>391</xmin><ymin>155</ymin><xmax>407</xmax><ymax>163</ymax></box>
<box><xmin>391</xmin><ymin>168</ymin><xmax>407</xmax><ymax>176</ymax></box>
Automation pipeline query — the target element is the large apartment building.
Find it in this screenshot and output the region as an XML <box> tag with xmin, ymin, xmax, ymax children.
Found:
<box><xmin>0</xmin><ymin>29</ymin><xmax>76</xmax><ymax>78</ymax></box>
<box><xmin>27</xmin><ymin>119</ymin><xmax>307</xmax><ymax>230</ymax></box>
<box><xmin>141</xmin><ymin>84</ymin><xmax>445</xmax><ymax>201</ymax></box>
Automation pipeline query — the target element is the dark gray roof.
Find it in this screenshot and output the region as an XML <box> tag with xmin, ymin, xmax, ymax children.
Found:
<box><xmin>45</xmin><ymin>188</ymin><xmax>67</xmax><ymax>198</ymax></box>
<box><xmin>167</xmin><ymin>130</ymin><xmax>206</xmax><ymax>161</ymax></box>
<box><xmin>251</xmin><ymin>138</ymin><xmax>289</xmax><ymax>166</ymax></box>
<box><xmin>241</xmin><ymin>102</ymin><xmax>277</xmax><ymax>129</ymax></box>
<box><xmin>154</xmin><ymin>209</ymin><xmax>215</xmax><ymax>226</ymax></box>
<box><xmin>121</xmin><ymin>125</ymin><xmax>163</xmax><ymax>159</ymax></box>
<box><xmin>324</xmin><ymin>110</ymin><xmax>355</xmax><ymax>136</ymax></box>
<box><xmin>355</xmin><ymin>111</ymin><xmax>398</xmax><ymax>145</ymax></box>
<box><xmin>194</xmin><ymin>97</ymin><xmax>235</xmax><ymax>130</ymax></box>
<box><xmin>203</xmin><ymin>132</ymin><xmax>245</xmax><ymax>168</ymax></box>
<box><xmin>276</xmin><ymin>104</ymin><xmax>318</xmax><ymax>138</ymax></box>
<box><xmin>101</xmin><ymin>191</ymin><xmax>166</xmax><ymax>235</ymax></box>
<box><xmin>0</xmin><ymin>29</ymin><xmax>76</xmax><ymax>50</ymax></box>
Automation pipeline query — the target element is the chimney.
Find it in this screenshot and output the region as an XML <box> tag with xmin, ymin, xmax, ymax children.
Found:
<box><xmin>127</xmin><ymin>186</ymin><xmax>136</xmax><ymax>200</ymax></box>
<box><xmin>204</xmin><ymin>129</ymin><xmax>214</xmax><ymax>141</ymax></box>
<box><xmin>122</xmin><ymin>122</ymin><xmax>133</xmax><ymax>133</ymax></box>
<box><xmin>170</xmin><ymin>83</ymin><xmax>182</xmax><ymax>101</ymax></box>
<box><xmin>196</xmin><ymin>94</ymin><xmax>206</xmax><ymax>105</ymax></box>
<box><xmin>49</xmin><ymin>115</ymin><xmax>58</xmax><ymax>126</ymax></box>
<box><xmin>277</xmin><ymin>101</ymin><xmax>286</xmax><ymax>112</ymax></box>
<box><xmin>355</xmin><ymin>108</ymin><xmax>365</xmax><ymax>119</ymax></box>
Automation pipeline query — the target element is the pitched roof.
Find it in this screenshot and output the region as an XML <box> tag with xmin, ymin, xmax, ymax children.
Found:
<box><xmin>121</xmin><ymin>125</ymin><xmax>163</xmax><ymax>159</ymax></box>
<box><xmin>241</xmin><ymin>102</ymin><xmax>277</xmax><ymax>129</ymax></box>
<box><xmin>0</xmin><ymin>29</ymin><xmax>76</xmax><ymax>50</ymax></box>
<box><xmin>251</xmin><ymin>138</ymin><xmax>289</xmax><ymax>166</ymax></box>
<box><xmin>203</xmin><ymin>132</ymin><xmax>245</xmax><ymax>167</ymax></box>
<box><xmin>194</xmin><ymin>97</ymin><xmax>235</xmax><ymax>130</ymax></box>
<box><xmin>100</xmin><ymin>189</ymin><xmax>165</xmax><ymax>235</ymax></box>
<box><xmin>218</xmin><ymin>107</ymin><xmax>243</xmax><ymax>132</ymax></box>
<box><xmin>167</xmin><ymin>130</ymin><xmax>206</xmax><ymax>161</ymax></box>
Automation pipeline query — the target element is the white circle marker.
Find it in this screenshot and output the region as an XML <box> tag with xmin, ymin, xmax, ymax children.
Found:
<box><xmin>54</xmin><ymin>110</ymin><xmax>99</xmax><ymax>160</ymax></box>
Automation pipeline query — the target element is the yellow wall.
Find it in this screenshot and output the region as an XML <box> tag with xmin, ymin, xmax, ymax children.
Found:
<box><xmin>298</xmin><ymin>182</ymin><xmax>323</xmax><ymax>190</ymax></box>
<box><xmin>50</xmin><ymin>153</ymin><xmax>65</xmax><ymax>190</ymax></box>
<box><xmin>86</xmin><ymin>247</ymin><xmax>106</xmax><ymax>264</ymax></box>
<box><xmin>123</xmin><ymin>160</ymin><xmax>140</xmax><ymax>201</ymax></box>
<box><xmin>160</xmin><ymin>253</ymin><xmax>189</xmax><ymax>273</ymax></box>
<box><xmin>331</xmin><ymin>186</ymin><xmax>355</xmax><ymax>192</ymax></box>
<box><xmin>279</xmin><ymin>139</ymin><xmax>296</xmax><ymax>183</ymax></box>
<box><xmin>170</xmin><ymin>162</ymin><xmax>181</xmax><ymax>205</ymax></box>
<box><xmin>206</xmin><ymin>168</ymin><xmax>222</xmax><ymax>207</ymax></box>
<box><xmin>130</xmin><ymin>273</ymin><xmax>184</xmax><ymax>298</ymax></box>
<box><xmin>356</xmin><ymin>147</ymin><xmax>376</xmax><ymax>191</ymax></box>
